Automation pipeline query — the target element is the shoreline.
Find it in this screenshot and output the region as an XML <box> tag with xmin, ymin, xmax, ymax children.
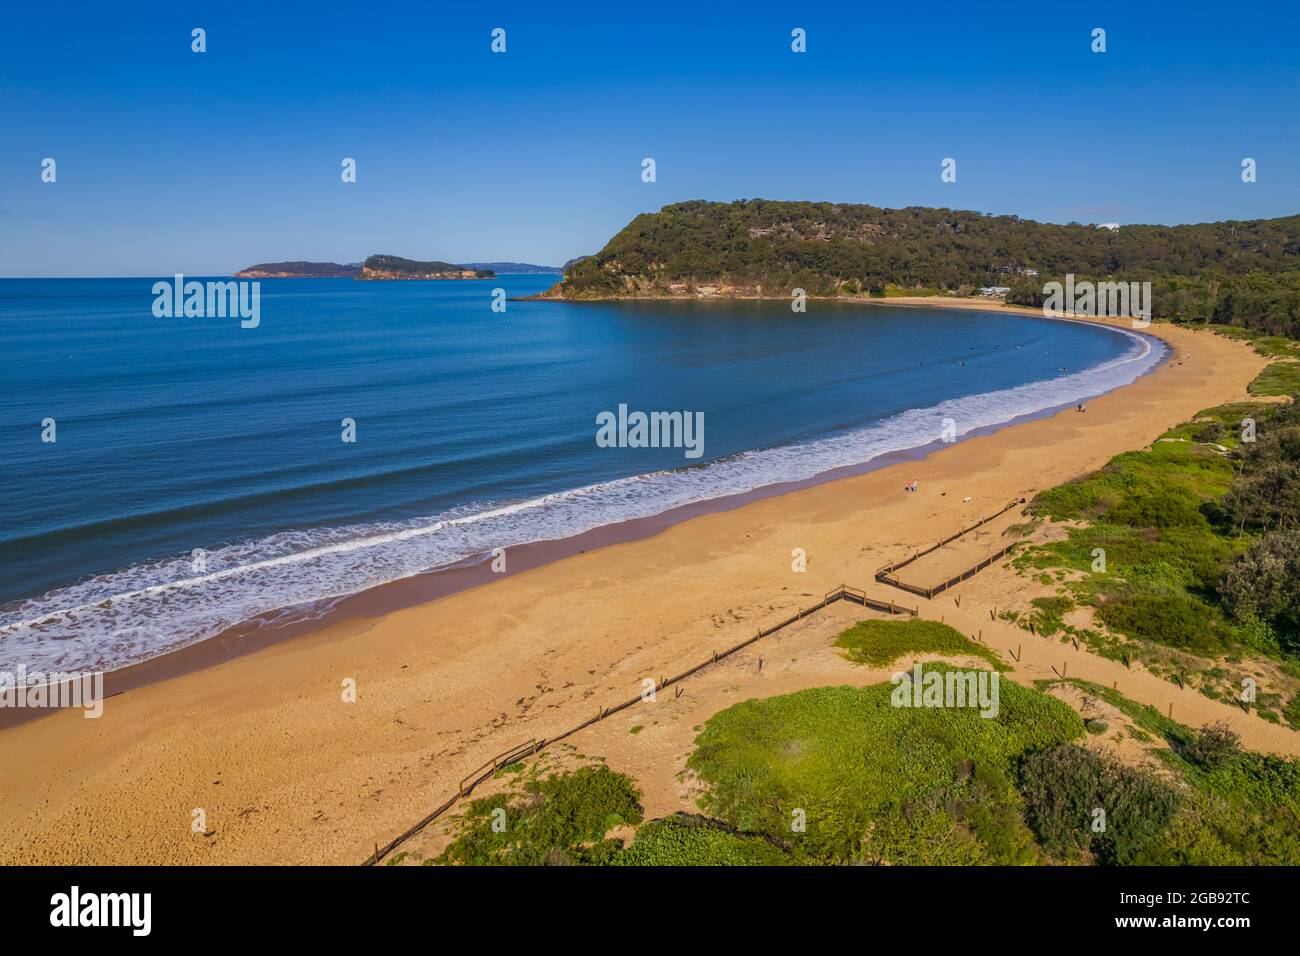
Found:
<box><xmin>1</xmin><ymin>302</ymin><xmax>1286</xmax><ymax>865</ymax></box>
<box><xmin>2</xmin><ymin>302</ymin><xmax>1161</xmax><ymax>718</ymax></box>
<box><xmin>0</xmin><ymin>399</ymin><xmax>1088</xmax><ymax>728</ymax></box>
<box><xmin>522</xmin><ymin>291</ymin><xmax>1026</xmax><ymax>305</ymax></box>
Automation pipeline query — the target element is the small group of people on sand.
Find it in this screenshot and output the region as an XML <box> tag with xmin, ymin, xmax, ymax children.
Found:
<box><xmin>1076</xmin><ymin>402</ymin><xmax>1088</xmax><ymax>413</ymax></box>
<box><xmin>903</xmin><ymin>478</ymin><xmax>919</xmax><ymax>493</ymax></box>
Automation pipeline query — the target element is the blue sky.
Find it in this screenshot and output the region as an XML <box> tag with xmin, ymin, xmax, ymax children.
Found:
<box><xmin>2</xmin><ymin>0</ymin><xmax>1298</xmax><ymax>276</ymax></box>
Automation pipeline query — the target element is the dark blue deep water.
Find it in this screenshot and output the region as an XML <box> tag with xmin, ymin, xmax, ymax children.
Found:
<box><xmin>0</xmin><ymin>275</ymin><xmax>1162</xmax><ymax>671</ymax></box>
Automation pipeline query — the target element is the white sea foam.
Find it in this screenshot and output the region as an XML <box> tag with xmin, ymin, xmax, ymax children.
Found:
<box><xmin>0</xmin><ymin>325</ymin><xmax>1164</xmax><ymax>674</ymax></box>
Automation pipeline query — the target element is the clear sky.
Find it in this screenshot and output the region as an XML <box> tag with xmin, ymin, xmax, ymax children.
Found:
<box><xmin>2</xmin><ymin>0</ymin><xmax>1298</xmax><ymax>276</ymax></box>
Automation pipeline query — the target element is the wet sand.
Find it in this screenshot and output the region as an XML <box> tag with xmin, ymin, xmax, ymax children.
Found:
<box><xmin>0</xmin><ymin>305</ymin><xmax>1288</xmax><ymax>865</ymax></box>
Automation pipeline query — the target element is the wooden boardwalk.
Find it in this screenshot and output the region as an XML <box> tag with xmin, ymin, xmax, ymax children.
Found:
<box><xmin>362</xmin><ymin>583</ymin><xmax>915</xmax><ymax>865</ymax></box>
<box><xmin>875</xmin><ymin>498</ymin><xmax>1027</xmax><ymax>598</ymax></box>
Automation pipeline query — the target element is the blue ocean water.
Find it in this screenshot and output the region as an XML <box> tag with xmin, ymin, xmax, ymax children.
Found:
<box><xmin>0</xmin><ymin>275</ymin><xmax>1163</xmax><ymax>672</ymax></box>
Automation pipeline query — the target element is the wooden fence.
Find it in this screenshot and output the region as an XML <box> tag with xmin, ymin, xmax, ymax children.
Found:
<box><xmin>362</xmin><ymin>583</ymin><xmax>915</xmax><ymax>865</ymax></box>
<box><xmin>875</xmin><ymin>498</ymin><xmax>1027</xmax><ymax>599</ymax></box>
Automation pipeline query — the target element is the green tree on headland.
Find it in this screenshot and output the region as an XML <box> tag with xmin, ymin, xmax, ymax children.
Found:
<box><xmin>552</xmin><ymin>199</ymin><xmax>1300</xmax><ymax>338</ymax></box>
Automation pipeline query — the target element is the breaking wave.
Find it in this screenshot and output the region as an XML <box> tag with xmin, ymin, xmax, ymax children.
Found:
<box><xmin>0</xmin><ymin>325</ymin><xmax>1164</xmax><ymax>674</ymax></box>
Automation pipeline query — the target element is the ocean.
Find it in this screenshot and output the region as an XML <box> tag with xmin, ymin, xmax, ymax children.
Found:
<box><xmin>0</xmin><ymin>275</ymin><xmax>1165</xmax><ymax>673</ymax></box>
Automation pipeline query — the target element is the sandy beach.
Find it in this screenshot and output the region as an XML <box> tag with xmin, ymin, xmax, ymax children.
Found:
<box><xmin>2</xmin><ymin>302</ymin><xmax>1290</xmax><ymax>866</ymax></box>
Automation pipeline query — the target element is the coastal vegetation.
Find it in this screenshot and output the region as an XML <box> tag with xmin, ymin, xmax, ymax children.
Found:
<box><xmin>1008</xmin><ymin>271</ymin><xmax>1300</xmax><ymax>340</ymax></box>
<box><xmin>434</xmin><ymin>764</ymin><xmax>642</xmax><ymax>865</ymax></box>
<box><xmin>1036</xmin><ymin>680</ymin><xmax>1300</xmax><ymax>864</ymax></box>
<box><xmin>233</xmin><ymin>260</ymin><xmax>360</xmax><ymax>278</ymax></box>
<box><xmin>834</xmin><ymin>617</ymin><xmax>1008</xmax><ymax>670</ymax></box>
<box><xmin>1248</xmin><ymin>361</ymin><xmax>1300</xmax><ymax>396</ymax></box>
<box><xmin>432</xmin><ymin>658</ymin><xmax>1300</xmax><ymax>865</ymax></box>
<box><xmin>1199</xmin><ymin>324</ymin><xmax>1300</xmax><ymax>360</ymax></box>
<box><xmin>358</xmin><ymin>255</ymin><xmax>494</xmax><ymax>280</ymax></box>
<box><xmin>683</xmin><ymin>676</ymin><xmax>1076</xmax><ymax>864</ymax></box>
<box><xmin>612</xmin><ymin>815</ymin><xmax>788</xmax><ymax>865</ymax></box>
<box><xmin>1011</xmin><ymin>372</ymin><xmax>1300</xmax><ymax>722</ymax></box>
<box><xmin>1017</xmin><ymin>743</ymin><xmax>1181</xmax><ymax>864</ymax></box>
<box><xmin>548</xmin><ymin>199</ymin><xmax>1300</xmax><ymax>339</ymax></box>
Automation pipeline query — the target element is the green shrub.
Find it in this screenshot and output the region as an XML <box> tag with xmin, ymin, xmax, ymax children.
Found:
<box><xmin>1284</xmin><ymin>693</ymin><xmax>1300</xmax><ymax>730</ymax></box>
<box><xmin>1104</xmin><ymin>487</ymin><xmax>1207</xmax><ymax>528</ymax></box>
<box><xmin>614</xmin><ymin>814</ymin><xmax>787</xmax><ymax>865</ymax></box>
<box><xmin>1018</xmin><ymin>744</ymin><xmax>1181</xmax><ymax>864</ymax></box>
<box><xmin>437</xmin><ymin>765</ymin><xmax>643</xmax><ymax>866</ymax></box>
<box><xmin>1181</xmin><ymin>722</ymin><xmax>1243</xmax><ymax>770</ymax></box>
<box><xmin>1018</xmin><ymin>403</ymin><xmax>1300</xmax><ymax>658</ymax></box>
<box><xmin>1220</xmin><ymin>529</ymin><xmax>1300</xmax><ymax>654</ymax></box>
<box><xmin>1192</xmin><ymin>420</ymin><xmax>1226</xmax><ymax>444</ymax></box>
<box><xmin>834</xmin><ymin>618</ymin><xmax>1007</xmax><ymax>670</ymax></box>
<box><xmin>1042</xmin><ymin>679</ymin><xmax>1300</xmax><ymax>865</ymax></box>
<box><xmin>1249</xmin><ymin>362</ymin><xmax>1300</xmax><ymax>397</ymax></box>
<box><xmin>1095</xmin><ymin>591</ymin><xmax>1227</xmax><ymax>653</ymax></box>
<box><xmin>687</xmin><ymin>675</ymin><xmax>1082</xmax><ymax>864</ymax></box>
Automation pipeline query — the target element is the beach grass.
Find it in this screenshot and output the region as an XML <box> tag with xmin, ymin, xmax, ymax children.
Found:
<box><xmin>1158</xmin><ymin>400</ymin><xmax>1277</xmax><ymax>449</ymax></box>
<box><xmin>685</xmin><ymin>675</ymin><xmax>1083</xmax><ymax>864</ymax></box>
<box><xmin>435</xmin><ymin>764</ymin><xmax>643</xmax><ymax>865</ymax></box>
<box><xmin>1020</xmin><ymin>430</ymin><xmax>1257</xmax><ymax>655</ymax></box>
<box><xmin>429</xmin><ymin>670</ymin><xmax>1300</xmax><ymax>865</ymax></box>
<box><xmin>1248</xmin><ymin>361</ymin><xmax>1300</xmax><ymax>396</ymax></box>
<box><xmin>613</xmin><ymin>815</ymin><xmax>787</xmax><ymax>865</ymax></box>
<box><xmin>834</xmin><ymin>618</ymin><xmax>1009</xmax><ymax>671</ymax></box>
<box><xmin>1014</xmin><ymin>378</ymin><xmax>1300</xmax><ymax>708</ymax></box>
<box><xmin>1206</xmin><ymin>324</ymin><xmax>1300</xmax><ymax>360</ymax></box>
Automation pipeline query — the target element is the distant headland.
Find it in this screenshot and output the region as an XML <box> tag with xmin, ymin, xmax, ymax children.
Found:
<box><xmin>234</xmin><ymin>261</ymin><xmax>361</xmax><ymax>278</ymax></box>
<box><xmin>536</xmin><ymin>199</ymin><xmax>1300</xmax><ymax>338</ymax></box>
<box><xmin>357</xmin><ymin>256</ymin><xmax>494</xmax><ymax>280</ymax></box>
<box><xmin>234</xmin><ymin>256</ymin><xmax>561</xmax><ymax>280</ymax></box>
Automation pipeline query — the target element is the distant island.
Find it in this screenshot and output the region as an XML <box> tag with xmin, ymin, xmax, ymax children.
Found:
<box><xmin>234</xmin><ymin>257</ymin><xmax>560</xmax><ymax>279</ymax></box>
<box><xmin>540</xmin><ymin>199</ymin><xmax>1300</xmax><ymax>339</ymax></box>
<box><xmin>460</xmin><ymin>262</ymin><xmax>562</xmax><ymax>275</ymax></box>
<box><xmin>357</xmin><ymin>255</ymin><xmax>494</xmax><ymax>280</ymax></box>
<box><xmin>235</xmin><ymin>261</ymin><xmax>361</xmax><ymax>278</ymax></box>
